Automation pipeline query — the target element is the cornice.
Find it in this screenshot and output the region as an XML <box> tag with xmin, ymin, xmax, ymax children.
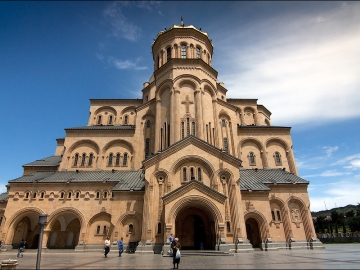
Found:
<box><xmin>143</xmin><ymin>135</ymin><xmax>242</xmax><ymax>169</ymax></box>
<box><xmin>162</xmin><ymin>180</ymin><xmax>227</xmax><ymax>205</ymax></box>
<box><xmin>136</xmin><ymin>99</ymin><xmax>156</xmax><ymax>112</ymax></box>
<box><xmin>217</xmin><ymin>99</ymin><xmax>240</xmax><ymax>113</ymax></box>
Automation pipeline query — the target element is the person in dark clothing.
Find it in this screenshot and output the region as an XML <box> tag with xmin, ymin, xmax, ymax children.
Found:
<box><xmin>17</xmin><ymin>239</ymin><xmax>25</xmax><ymax>258</ymax></box>
<box><xmin>171</xmin><ymin>237</ymin><xmax>181</xmax><ymax>269</ymax></box>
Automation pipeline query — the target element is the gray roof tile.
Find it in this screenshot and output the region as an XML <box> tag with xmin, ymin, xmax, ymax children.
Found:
<box><xmin>0</xmin><ymin>192</ymin><xmax>8</xmax><ymax>202</ymax></box>
<box><xmin>9</xmin><ymin>170</ymin><xmax>145</xmax><ymax>191</ymax></box>
<box><xmin>240</xmin><ymin>168</ymin><xmax>308</xmax><ymax>191</ymax></box>
<box><xmin>23</xmin><ymin>156</ymin><xmax>62</xmax><ymax>167</ymax></box>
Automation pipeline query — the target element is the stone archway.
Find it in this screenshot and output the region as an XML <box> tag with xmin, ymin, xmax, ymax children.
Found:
<box><xmin>175</xmin><ymin>207</ymin><xmax>216</xmax><ymax>250</ymax></box>
<box><xmin>245</xmin><ymin>218</ymin><xmax>261</xmax><ymax>248</ymax></box>
<box><xmin>47</xmin><ymin>213</ymin><xmax>80</xmax><ymax>249</ymax></box>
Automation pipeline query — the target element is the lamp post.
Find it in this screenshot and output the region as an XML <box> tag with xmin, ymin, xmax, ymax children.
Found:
<box><xmin>36</xmin><ymin>214</ymin><xmax>48</xmax><ymax>270</ymax></box>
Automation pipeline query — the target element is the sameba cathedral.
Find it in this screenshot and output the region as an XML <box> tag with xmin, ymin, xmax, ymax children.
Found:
<box><xmin>0</xmin><ymin>23</ymin><xmax>323</xmax><ymax>253</ymax></box>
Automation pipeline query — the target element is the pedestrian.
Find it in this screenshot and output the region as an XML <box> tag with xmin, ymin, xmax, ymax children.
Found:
<box><xmin>118</xmin><ymin>237</ymin><xmax>124</xmax><ymax>257</ymax></box>
<box><xmin>171</xmin><ymin>237</ymin><xmax>181</xmax><ymax>269</ymax></box>
<box><xmin>167</xmin><ymin>233</ymin><xmax>174</xmax><ymax>255</ymax></box>
<box><xmin>17</xmin><ymin>239</ymin><xmax>25</xmax><ymax>258</ymax></box>
<box><xmin>104</xmin><ymin>236</ymin><xmax>111</xmax><ymax>258</ymax></box>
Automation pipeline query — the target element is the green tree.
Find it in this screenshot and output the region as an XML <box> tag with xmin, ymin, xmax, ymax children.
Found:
<box><xmin>346</xmin><ymin>210</ymin><xmax>355</xmax><ymax>218</ymax></box>
<box><xmin>342</xmin><ymin>222</ymin><xmax>347</xmax><ymax>233</ymax></box>
<box><xmin>346</xmin><ymin>216</ymin><xmax>360</xmax><ymax>231</ymax></box>
<box><xmin>335</xmin><ymin>223</ymin><xmax>339</xmax><ymax>234</ymax></box>
<box><xmin>331</xmin><ymin>211</ymin><xmax>340</xmax><ymax>223</ymax></box>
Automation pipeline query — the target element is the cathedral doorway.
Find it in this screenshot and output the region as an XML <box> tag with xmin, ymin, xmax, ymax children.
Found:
<box><xmin>245</xmin><ymin>218</ymin><xmax>261</xmax><ymax>248</ymax></box>
<box><xmin>175</xmin><ymin>207</ymin><xmax>215</xmax><ymax>250</ymax></box>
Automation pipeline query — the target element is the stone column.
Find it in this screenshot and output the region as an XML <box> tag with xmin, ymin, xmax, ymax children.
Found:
<box><xmin>194</xmin><ymin>89</ymin><xmax>204</xmax><ymax>139</ymax></box>
<box><xmin>42</xmin><ymin>229</ymin><xmax>50</xmax><ymax>249</ymax></box>
<box><xmin>154</xmin><ymin>99</ymin><xmax>162</xmax><ymax>152</ymax></box>
<box><xmin>212</xmin><ymin>99</ymin><xmax>220</xmax><ymax>148</ymax></box>
<box><xmin>286</xmin><ymin>150</ymin><xmax>298</xmax><ymax>175</ymax></box>
<box><xmin>239</xmin><ymin>108</ymin><xmax>245</xmax><ymax>125</ymax></box>
<box><xmin>254</xmin><ymin>111</ymin><xmax>260</xmax><ymax>126</ymax></box>
<box><xmin>174</xmin><ymin>89</ymin><xmax>180</xmax><ymax>143</ymax></box>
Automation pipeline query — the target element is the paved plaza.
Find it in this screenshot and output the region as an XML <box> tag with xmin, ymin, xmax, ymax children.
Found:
<box><xmin>1</xmin><ymin>244</ymin><xmax>359</xmax><ymax>269</ymax></box>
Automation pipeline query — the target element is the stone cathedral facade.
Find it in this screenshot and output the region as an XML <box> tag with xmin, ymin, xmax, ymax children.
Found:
<box><xmin>0</xmin><ymin>24</ymin><xmax>323</xmax><ymax>253</ymax></box>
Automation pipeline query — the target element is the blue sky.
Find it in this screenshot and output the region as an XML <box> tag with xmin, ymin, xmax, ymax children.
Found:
<box><xmin>1</xmin><ymin>1</ymin><xmax>360</xmax><ymax>212</ymax></box>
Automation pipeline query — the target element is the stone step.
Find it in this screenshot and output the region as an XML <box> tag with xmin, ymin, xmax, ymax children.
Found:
<box><xmin>164</xmin><ymin>250</ymin><xmax>233</xmax><ymax>257</ymax></box>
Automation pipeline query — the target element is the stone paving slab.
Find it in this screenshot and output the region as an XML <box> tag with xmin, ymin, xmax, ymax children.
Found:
<box><xmin>1</xmin><ymin>244</ymin><xmax>359</xmax><ymax>269</ymax></box>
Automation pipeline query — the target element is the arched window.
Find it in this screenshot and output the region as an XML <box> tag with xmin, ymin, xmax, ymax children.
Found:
<box><xmin>223</xmin><ymin>138</ymin><xmax>228</xmax><ymax>153</ymax></box>
<box><xmin>226</xmin><ymin>221</ymin><xmax>231</xmax><ymax>233</ymax></box>
<box><xmin>33</xmin><ymin>192</ymin><xmax>37</xmax><ymax>199</ymax></box>
<box><xmin>271</xmin><ymin>211</ymin><xmax>276</xmax><ymax>221</ymax></box>
<box><xmin>68</xmin><ymin>192</ymin><xmax>71</xmax><ymax>199</ymax></box>
<box><xmin>192</xmin><ymin>122</ymin><xmax>195</xmax><ymax>136</ymax></box>
<box><xmin>198</xmin><ymin>168</ymin><xmax>202</xmax><ymax>181</ymax></box>
<box><xmin>276</xmin><ymin>210</ymin><xmax>281</xmax><ymax>221</ymax></box>
<box><xmin>129</xmin><ymin>224</ymin><xmax>134</xmax><ymax>233</ymax></box>
<box><xmin>181</xmin><ymin>122</ymin><xmax>185</xmax><ymax>139</ymax></box>
<box><xmin>115</xmin><ymin>153</ymin><xmax>120</xmax><ymax>166</ymax></box>
<box><xmin>190</xmin><ymin>167</ymin><xmax>194</xmax><ymax>180</ymax></box>
<box><xmin>123</xmin><ymin>153</ymin><xmax>128</xmax><ymax>166</ymax></box>
<box><xmin>108</xmin><ymin>153</ymin><xmax>113</xmax><ymax>166</ymax></box>
<box><xmin>73</xmin><ymin>153</ymin><xmax>79</xmax><ymax>166</ymax></box>
<box><xmin>103</xmin><ymin>226</ymin><xmax>107</xmax><ymax>235</ymax></box>
<box><xmin>104</xmin><ymin>191</ymin><xmax>107</xmax><ymax>199</ymax></box>
<box><xmin>196</xmin><ymin>47</ymin><xmax>201</xmax><ymax>59</ymax></box>
<box><xmin>81</xmin><ymin>153</ymin><xmax>86</xmax><ymax>166</ymax></box>
<box><xmin>96</xmin><ymin>191</ymin><xmax>100</xmax><ymax>199</ymax></box>
<box><xmin>145</xmin><ymin>138</ymin><xmax>150</xmax><ymax>158</ymax></box>
<box><xmin>97</xmin><ymin>115</ymin><xmax>102</xmax><ymax>125</ymax></box>
<box><xmin>40</xmin><ymin>192</ymin><xmax>45</xmax><ymax>199</ymax></box>
<box><xmin>108</xmin><ymin>115</ymin><xmax>113</xmax><ymax>125</ymax></box>
<box><xmin>75</xmin><ymin>191</ymin><xmax>80</xmax><ymax>199</ymax></box>
<box><xmin>88</xmin><ymin>153</ymin><xmax>93</xmax><ymax>166</ymax></box>
<box><xmin>183</xmin><ymin>168</ymin><xmax>187</xmax><ymax>182</ymax></box>
<box><xmin>157</xmin><ymin>222</ymin><xmax>162</xmax><ymax>234</ymax></box>
<box><xmin>157</xmin><ymin>55</ymin><xmax>160</xmax><ymax>68</ymax></box>
<box><xmin>222</xmin><ymin>119</ymin><xmax>226</xmax><ymax>127</ymax></box>
<box><xmin>146</xmin><ymin>120</ymin><xmax>151</xmax><ymax>128</ymax></box>
<box><xmin>25</xmin><ymin>192</ymin><xmax>29</xmax><ymax>199</ymax></box>
<box><xmin>249</xmin><ymin>152</ymin><xmax>256</xmax><ymax>165</ymax></box>
<box><xmin>186</xmin><ymin>118</ymin><xmax>190</xmax><ymax>136</ymax></box>
<box><xmin>274</xmin><ymin>152</ymin><xmax>282</xmax><ymax>165</ymax></box>
<box><xmin>166</xmin><ymin>47</ymin><xmax>171</xmax><ymax>62</ymax></box>
<box><xmin>60</xmin><ymin>192</ymin><xmax>65</xmax><ymax>199</ymax></box>
<box><xmin>181</xmin><ymin>44</ymin><xmax>186</xmax><ymax>59</ymax></box>
<box><xmin>124</xmin><ymin>115</ymin><xmax>128</xmax><ymax>125</ymax></box>
<box><xmin>96</xmin><ymin>225</ymin><xmax>100</xmax><ymax>234</ymax></box>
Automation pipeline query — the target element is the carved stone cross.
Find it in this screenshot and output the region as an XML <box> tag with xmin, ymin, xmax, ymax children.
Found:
<box><xmin>181</xmin><ymin>95</ymin><xmax>193</xmax><ymax>113</ymax></box>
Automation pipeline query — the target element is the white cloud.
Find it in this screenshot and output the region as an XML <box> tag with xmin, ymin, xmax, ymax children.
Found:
<box><xmin>309</xmin><ymin>178</ymin><xmax>360</xmax><ymax>211</ymax></box>
<box><xmin>332</xmin><ymin>153</ymin><xmax>360</xmax><ymax>165</ymax></box>
<box><xmin>323</xmin><ymin>146</ymin><xmax>338</xmax><ymax>157</ymax></box>
<box><xmin>103</xmin><ymin>2</ymin><xmax>141</xmax><ymax>41</ymax></box>
<box><xmin>108</xmin><ymin>56</ymin><xmax>147</xmax><ymax>71</ymax></box>
<box><xmin>304</xmin><ymin>170</ymin><xmax>351</xmax><ymax>178</ymax></box>
<box><xmin>217</xmin><ymin>2</ymin><xmax>360</xmax><ymax>127</ymax></box>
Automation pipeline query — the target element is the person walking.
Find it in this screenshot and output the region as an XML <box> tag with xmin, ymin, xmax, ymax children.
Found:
<box><xmin>118</xmin><ymin>237</ymin><xmax>124</xmax><ymax>257</ymax></box>
<box><xmin>17</xmin><ymin>239</ymin><xmax>25</xmax><ymax>258</ymax></box>
<box><xmin>167</xmin><ymin>233</ymin><xmax>174</xmax><ymax>255</ymax></box>
<box><xmin>171</xmin><ymin>237</ymin><xmax>181</xmax><ymax>269</ymax></box>
<box><xmin>104</xmin><ymin>237</ymin><xmax>111</xmax><ymax>258</ymax></box>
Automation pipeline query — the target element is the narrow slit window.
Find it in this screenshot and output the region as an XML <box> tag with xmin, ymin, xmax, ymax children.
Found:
<box><xmin>97</xmin><ymin>115</ymin><xmax>102</xmax><ymax>125</ymax></box>
<box><xmin>88</xmin><ymin>153</ymin><xmax>93</xmax><ymax>166</ymax></box>
<box><xmin>108</xmin><ymin>153</ymin><xmax>113</xmax><ymax>166</ymax></box>
<box><xmin>181</xmin><ymin>44</ymin><xmax>186</xmax><ymax>59</ymax></box>
<box><xmin>167</xmin><ymin>47</ymin><xmax>171</xmax><ymax>62</ymax></box>
<box><xmin>124</xmin><ymin>115</ymin><xmax>128</xmax><ymax>125</ymax></box>
<box><xmin>183</xmin><ymin>168</ymin><xmax>187</xmax><ymax>182</ymax></box>
<box><xmin>129</xmin><ymin>224</ymin><xmax>134</xmax><ymax>233</ymax></box>
<box><xmin>276</xmin><ymin>210</ymin><xmax>281</xmax><ymax>221</ymax></box>
<box><xmin>198</xmin><ymin>168</ymin><xmax>202</xmax><ymax>181</ymax></box>
<box><xmin>145</xmin><ymin>138</ymin><xmax>150</xmax><ymax>158</ymax></box>
<box><xmin>103</xmin><ymin>226</ymin><xmax>107</xmax><ymax>235</ymax></box>
<box><xmin>192</xmin><ymin>122</ymin><xmax>195</xmax><ymax>136</ymax></box>
<box><xmin>146</xmin><ymin>120</ymin><xmax>151</xmax><ymax>128</ymax></box>
<box><xmin>73</xmin><ymin>153</ymin><xmax>79</xmax><ymax>166</ymax></box>
<box><xmin>271</xmin><ymin>211</ymin><xmax>276</xmax><ymax>221</ymax></box>
<box><xmin>190</xmin><ymin>167</ymin><xmax>194</xmax><ymax>180</ymax></box>
<box><xmin>181</xmin><ymin>122</ymin><xmax>185</xmax><ymax>139</ymax></box>
<box><xmin>196</xmin><ymin>47</ymin><xmax>201</xmax><ymax>59</ymax></box>
<box><xmin>123</xmin><ymin>153</ymin><xmax>128</xmax><ymax>166</ymax></box>
<box><xmin>81</xmin><ymin>153</ymin><xmax>86</xmax><ymax>166</ymax></box>
<box><xmin>249</xmin><ymin>152</ymin><xmax>255</xmax><ymax>165</ymax></box>
<box><xmin>108</xmin><ymin>115</ymin><xmax>113</xmax><ymax>125</ymax></box>
<box><xmin>96</xmin><ymin>225</ymin><xmax>100</xmax><ymax>234</ymax></box>
<box><xmin>115</xmin><ymin>153</ymin><xmax>121</xmax><ymax>166</ymax></box>
<box><xmin>274</xmin><ymin>152</ymin><xmax>281</xmax><ymax>165</ymax></box>
<box><xmin>223</xmin><ymin>138</ymin><xmax>228</xmax><ymax>153</ymax></box>
<box><xmin>187</xmin><ymin>118</ymin><xmax>190</xmax><ymax>136</ymax></box>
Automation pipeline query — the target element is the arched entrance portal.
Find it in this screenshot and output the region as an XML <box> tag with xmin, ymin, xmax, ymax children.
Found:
<box><xmin>175</xmin><ymin>207</ymin><xmax>215</xmax><ymax>250</ymax></box>
<box><xmin>245</xmin><ymin>218</ymin><xmax>261</xmax><ymax>248</ymax></box>
<box><xmin>12</xmin><ymin>214</ymin><xmax>41</xmax><ymax>249</ymax></box>
<box><xmin>47</xmin><ymin>213</ymin><xmax>80</xmax><ymax>249</ymax></box>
